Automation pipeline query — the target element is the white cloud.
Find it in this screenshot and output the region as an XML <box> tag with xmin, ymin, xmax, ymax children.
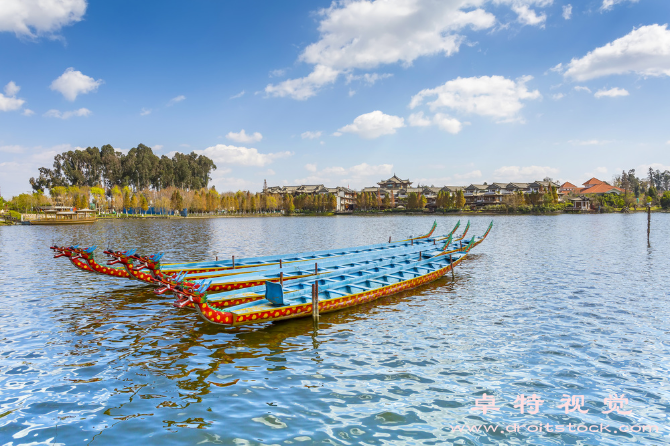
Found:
<box><xmin>564</xmin><ymin>24</ymin><xmax>670</xmax><ymax>81</ymax></box>
<box><xmin>666</xmin><ymin>140</ymin><xmax>670</xmax><ymax>145</ymax></box>
<box><xmin>265</xmin><ymin>64</ymin><xmax>339</xmax><ymax>100</ymax></box>
<box><xmin>226</xmin><ymin>129</ymin><xmax>263</xmax><ymax>144</ymax></box>
<box><xmin>562</xmin><ymin>4</ymin><xmax>572</xmax><ymax>19</ymax></box>
<box><xmin>453</xmin><ymin>170</ymin><xmax>483</xmax><ymax>181</ymax></box>
<box><xmin>511</xmin><ymin>4</ymin><xmax>546</xmax><ymax>27</ymax></box>
<box><xmin>265</xmin><ymin>0</ymin><xmax>497</xmax><ymax>100</ymax></box>
<box><xmin>0</xmin><ymin>0</ymin><xmax>86</xmax><ymax>38</ymax></box>
<box><xmin>410</xmin><ymin>75</ymin><xmax>541</xmax><ymax>123</ymax></box>
<box><xmin>345</xmin><ymin>73</ymin><xmax>393</xmax><ymax>85</ymax></box>
<box><xmin>574</xmin><ymin>85</ymin><xmax>591</xmax><ymax>93</ymax></box>
<box><xmin>153</xmin><ymin>144</ymin><xmax>163</xmax><ymax>151</ymax></box>
<box><xmin>140</xmin><ymin>107</ymin><xmax>151</xmax><ymax>116</ymax></box>
<box><xmin>294</xmin><ymin>162</ymin><xmax>394</xmax><ymax>188</ymax></box>
<box><xmin>568</xmin><ymin>139</ymin><xmax>613</xmax><ymax>145</ymax></box>
<box><xmin>332</xmin><ymin>131</ymin><xmax>343</xmax><ymax>137</ymax></box>
<box><xmin>408</xmin><ymin>111</ymin><xmax>432</xmax><ymax>127</ymax></box>
<box><xmin>230</xmin><ymin>90</ymin><xmax>245</xmax><ymax>99</ymax></box>
<box><xmin>302</xmin><ymin>0</ymin><xmax>496</xmax><ymax>71</ymax></box>
<box><xmin>582</xmin><ymin>166</ymin><xmax>609</xmax><ymax>180</ymax></box>
<box><xmin>348</xmin><ymin>89</ymin><xmax>356</xmax><ymax>97</ymax></box>
<box><xmin>0</xmin><ymin>145</ymin><xmax>25</xmax><ymax>153</ymax></box>
<box><xmin>301</xmin><ymin>131</ymin><xmax>322</xmax><ymax>139</ymax></box>
<box><xmin>493</xmin><ymin>165</ymin><xmax>559</xmax><ymax>181</ymax></box>
<box><xmin>22</xmin><ymin>108</ymin><xmax>35</xmax><ymax>116</ymax></box>
<box><xmin>43</xmin><ymin>108</ymin><xmax>91</xmax><ymax>119</ymax></box>
<box><xmin>433</xmin><ymin>113</ymin><xmax>463</xmax><ymax>134</ymax></box>
<box><xmin>50</xmin><ymin>67</ymin><xmax>102</xmax><ymax>101</ymax></box>
<box><xmin>269</xmin><ymin>69</ymin><xmax>286</xmax><ymax>78</ymax></box>
<box><xmin>167</xmin><ymin>95</ymin><xmax>186</xmax><ymax>106</ymax></box>
<box><xmin>600</xmin><ymin>0</ymin><xmax>638</xmax><ymax>11</ymax></box>
<box><xmin>4</xmin><ymin>81</ymin><xmax>20</xmax><ymax>96</ymax></box>
<box><xmin>552</xmin><ymin>93</ymin><xmax>565</xmax><ymax>100</ymax></box>
<box><xmin>0</xmin><ymin>82</ymin><xmax>25</xmax><ymax>111</ymax></box>
<box><xmin>196</xmin><ymin>144</ymin><xmax>291</xmax><ymax>167</ymax></box>
<box><xmin>337</xmin><ymin>110</ymin><xmax>405</xmax><ymax>139</ymax></box>
<box><xmin>594</xmin><ymin>87</ymin><xmax>629</xmax><ymax>98</ymax></box>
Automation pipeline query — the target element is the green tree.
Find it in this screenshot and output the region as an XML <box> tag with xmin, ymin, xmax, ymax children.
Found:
<box><xmin>140</xmin><ymin>194</ymin><xmax>149</xmax><ymax>213</ymax></box>
<box><xmin>456</xmin><ymin>190</ymin><xmax>466</xmax><ymax>209</ymax></box>
<box><xmin>660</xmin><ymin>191</ymin><xmax>670</xmax><ymax>209</ymax></box>
<box><xmin>287</xmin><ymin>195</ymin><xmax>295</xmax><ymax>214</ymax></box>
<box><xmin>171</xmin><ymin>190</ymin><xmax>184</xmax><ymax>211</ymax></box>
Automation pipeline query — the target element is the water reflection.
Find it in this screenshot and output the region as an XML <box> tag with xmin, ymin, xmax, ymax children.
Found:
<box><xmin>1</xmin><ymin>214</ymin><xmax>669</xmax><ymax>445</ymax></box>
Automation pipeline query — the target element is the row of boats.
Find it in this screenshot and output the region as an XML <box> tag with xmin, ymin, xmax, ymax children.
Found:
<box><xmin>50</xmin><ymin>220</ymin><xmax>492</xmax><ymax>326</ymax></box>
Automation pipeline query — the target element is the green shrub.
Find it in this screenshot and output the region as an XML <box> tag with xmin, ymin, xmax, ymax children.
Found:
<box><xmin>661</xmin><ymin>191</ymin><xmax>670</xmax><ymax>210</ymax></box>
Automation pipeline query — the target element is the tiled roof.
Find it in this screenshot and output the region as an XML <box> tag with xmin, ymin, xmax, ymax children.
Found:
<box><xmin>579</xmin><ymin>184</ymin><xmax>622</xmax><ymax>194</ymax></box>
<box><xmin>560</xmin><ymin>182</ymin><xmax>578</xmax><ymax>189</ymax></box>
<box><xmin>583</xmin><ymin>177</ymin><xmax>604</xmax><ymax>186</ymax></box>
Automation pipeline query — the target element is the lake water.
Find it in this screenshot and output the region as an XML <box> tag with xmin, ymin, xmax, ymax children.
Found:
<box><xmin>1</xmin><ymin>214</ymin><xmax>669</xmax><ymax>445</ymax></box>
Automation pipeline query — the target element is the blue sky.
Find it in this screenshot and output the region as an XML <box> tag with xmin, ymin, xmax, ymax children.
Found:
<box><xmin>1</xmin><ymin>0</ymin><xmax>669</xmax><ymax>197</ymax></box>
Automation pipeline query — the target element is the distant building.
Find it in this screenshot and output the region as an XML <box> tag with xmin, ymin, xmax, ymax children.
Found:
<box><xmin>377</xmin><ymin>174</ymin><xmax>412</xmax><ymax>192</ymax></box>
<box><xmin>578</xmin><ymin>178</ymin><xmax>622</xmax><ymax>195</ymax></box>
<box><xmin>264</xmin><ymin>183</ymin><xmax>356</xmax><ymax>211</ymax></box>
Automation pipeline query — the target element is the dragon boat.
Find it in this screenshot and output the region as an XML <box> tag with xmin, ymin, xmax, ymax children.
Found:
<box><xmin>161</xmin><ymin>234</ymin><xmax>467</xmax><ymax>308</ymax></box>
<box><xmin>182</xmin><ymin>221</ymin><xmax>492</xmax><ymax>322</ymax></box>
<box><xmin>100</xmin><ymin>221</ymin><xmax>461</xmax><ymax>285</ymax></box>
<box><xmin>151</xmin><ymin>232</ymin><xmax>470</xmax><ymax>299</ymax></box>
<box><xmin>192</xmin><ymin>235</ymin><xmax>480</xmax><ymax>326</ymax></box>
<box><xmin>50</xmin><ymin>220</ymin><xmax>453</xmax><ymax>281</ymax></box>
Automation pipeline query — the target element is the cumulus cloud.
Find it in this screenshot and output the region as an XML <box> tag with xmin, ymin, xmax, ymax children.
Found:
<box><xmin>410</xmin><ymin>111</ymin><xmax>463</xmax><ymax>133</ymax></box>
<box><xmin>0</xmin><ymin>81</ymin><xmax>25</xmax><ymax>111</ymax></box>
<box><xmin>552</xmin><ymin>93</ymin><xmax>565</xmax><ymax>100</ymax></box>
<box><xmin>600</xmin><ymin>0</ymin><xmax>639</xmax><ymax>11</ymax></box>
<box><xmin>43</xmin><ymin>108</ymin><xmax>91</xmax><ymax>119</ymax></box>
<box><xmin>433</xmin><ymin>113</ymin><xmax>463</xmax><ymax>134</ymax></box>
<box><xmin>226</xmin><ymin>129</ymin><xmax>263</xmax><ymax>144</ymax></box>
<box><xmin>265</xmin><ymin>0</ymin><xmax>497</xmax><ymax>99</ymax></box>
<box><xmin>0</xmin><ymin>0</ymin><xmax>87</xmax><ymax>38</ymax></box>
<box><xmin>337</xmin><ymin>110</ymin><xmax>405</xmax><ymax>139</ymax></box>
<box><xmin>22</xmin><ymin>108</ymin><xmax>35</xmax><ymax>116</ymax></box>
<box><xmin>4</xmin><ymin>81</ymin><xmax>20</xmax><ymax>96</ymax></box>
<box><xmin>410</xmin><ymin>75</ymin><xmax>541</xmax><ymax>123</ymax></box>
<box><xmin>230</xmin><ymin>90</ymin><xmax>245</xmax><ymax>99</ymax></box>
<box><xmin>408</xmin><ymin>111</ymin><xmax>432</xmax><ymax>127</ymax></box>
<box><xmin>167</xmin><ymin>95</ymin><xmax>186</xmax><ymax>106</ymax></box>
<box><xmin>574</xmin><ymin>85</ymin><xmax>591</xmax><ymax>93</ymax></box>
<box><xmin>563</xmin><ymin>24</ymin><xmax>670</xmax><ymax>81</ymax></box>
<box><xmin>562</xmin><ymin>4</ymin><xmax>572</xmax><ymax>19</ymax></box>
<box><xmin>594</xmin><ymin>87</ymin><xmax>629</xmax><ymax>98</ymax></box>
<box><xmin>50</xmin><ymin>68</ymin><xmax>103</xmax><ymax>101</ymax></box>
<box><xmin>493</xmin><ymin>165</ymin><xmax>559</xmax><ymax>181</ymax></box>
<box><xmin>305</xmin><ymin>163</ymin><xmax>318</xmax><ymax>172</ymax></box>
<box><xmin>265</xmin><ymin>64</ymin><xmax>339</xmax><ymax>100</ymax></box>
<box><xmin>196</xmin><ymin>144</ymin><xmax>291</xmax><ymax>167</ymax></box>
<box><xmin>301</xmin><ymin>131</ymin><xmax>322</xmax><ymax>139</ymax></box>
<box><xmin>511</xmin><ymin>4</ymin><xmax>546</xmax><ymax>27</ymax></box>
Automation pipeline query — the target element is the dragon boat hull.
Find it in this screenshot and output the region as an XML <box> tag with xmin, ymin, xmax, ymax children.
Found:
<box><xmin>195</xmin><ymin>254</ymin><xmax>466</xmax><ymax>326</ymax></box>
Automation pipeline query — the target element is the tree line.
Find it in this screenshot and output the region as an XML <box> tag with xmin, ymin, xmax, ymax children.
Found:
<box><xmin>29</xmin><ymin>144</ymin><xmax>216</xmax><ymax>193</ymax></box>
